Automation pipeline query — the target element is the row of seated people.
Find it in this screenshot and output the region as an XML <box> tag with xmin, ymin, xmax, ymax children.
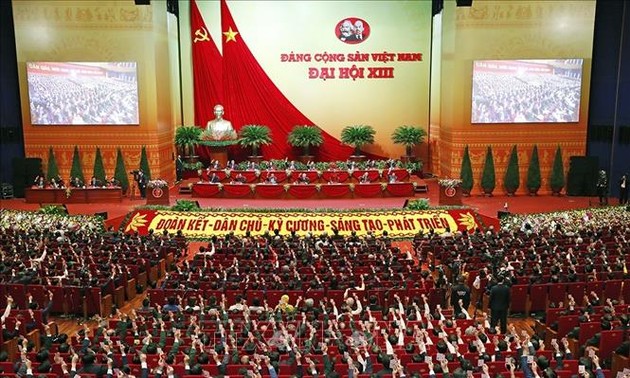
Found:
<box><xmin>199</xmin><ymin>168</ymin><xmax>409</xmax><ymax>185</ymax></box>
<box><xmin>2</xmin><ymin>287</ymin><xmax>619</xmax><ymax>378</ymax></box>
<box><xmin>158</xmin><ymin>234</ymin><xmax>427</xmax><ymax>295</ymax></box>
<box><xmin>207</xmin><ymin>158</ymin><xmax>404</xmax><ymax>172</ymax></box>
<box><xmin>0</xmin><ymin>211</ymin><xmax>188</xmax><ymax>316</ymax></box>
<box><xmin>32</xmin><ymin>175</ymin><xmax>122</xmax><ymax>189</ymax></box>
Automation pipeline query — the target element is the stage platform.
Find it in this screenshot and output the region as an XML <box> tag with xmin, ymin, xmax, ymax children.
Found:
<box><xmin>0</xmin><ymin>178</ymin><xmax>597</xmax><ymax>233</ymax></box>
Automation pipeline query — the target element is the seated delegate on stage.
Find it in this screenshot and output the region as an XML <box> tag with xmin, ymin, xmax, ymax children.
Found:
<box><xmin>70</xmin><ymin>176</ymin><xmax>84</xmax><ymax>188</ymax></box>
<box><xmin>206</xmin><ymin>104</ymin><xmax>237</xmax><ymax>141</ymax></box>
<box><xmin>232</xmin><ymin>172</ymin><xmax>246</xmax><ymax>184</ymax></box>
<box><xmin>33</xmin><ymin>175</ymin><xmax>45</xmax><ymax>188</ymax></box>
<box><xmin>49</xmin><ymin>175</ymin><xmax>65</xmax><ymax>188</ymax></box>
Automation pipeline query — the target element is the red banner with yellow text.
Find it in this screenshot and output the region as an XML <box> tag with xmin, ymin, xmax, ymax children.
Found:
<box><xmin>123</xmin><ymin>209</ymin><xmax>480</xmax><ymax>238</ymax></box>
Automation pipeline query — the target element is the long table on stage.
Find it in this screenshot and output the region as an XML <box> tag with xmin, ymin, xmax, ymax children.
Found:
<box><xmin>24</xmin><ymin>188</ymin><xmax>123</xmax><ymax>204</ymax></box>
<box><xmin>192</xmin><ymin>182</ymin><xmax>416</xmax><ymax>199</ymax></box>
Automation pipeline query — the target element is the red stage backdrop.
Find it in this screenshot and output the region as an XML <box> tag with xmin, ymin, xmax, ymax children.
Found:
<box><xmin>183</xmin><ymin>0</ymin><xmax>432</xmax><ymax>161</ymax></box>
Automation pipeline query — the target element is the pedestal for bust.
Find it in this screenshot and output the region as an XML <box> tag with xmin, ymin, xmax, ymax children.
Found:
<box><xmin>199</xmin><ymin>139</ymin><xmax>239</xmax><ymax>167</ymax></box>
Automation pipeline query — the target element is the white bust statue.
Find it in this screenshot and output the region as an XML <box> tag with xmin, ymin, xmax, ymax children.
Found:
<box><xmin>206</xmin><ymin>104</ymin><xmax>237</xmax><ymax>140</ymax></box>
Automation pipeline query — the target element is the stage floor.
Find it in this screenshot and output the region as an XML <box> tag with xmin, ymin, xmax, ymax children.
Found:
<box><xmin>0</xmin><ymin>178</ymin><xmax>599</xmax><ymax>230</ymax></box>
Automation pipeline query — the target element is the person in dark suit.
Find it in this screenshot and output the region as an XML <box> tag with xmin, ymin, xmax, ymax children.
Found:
<box><xmin>136</xmin><ymin>170</ymin><xmax>147</xmax><ymax>198</ymax></box>
<box><xmin>596</xmin><ymin>170</ymin><xmax>608</xmax><ymax>205</ymax></box>
<box><xmin>619</xmin><ymin>174</ymin><xmax>628</xmax><ymax>205</ymax></box>
<box><xmin>489</xmin><ymin>276</ymin><xmax>510</xmax><ymax>334</ymax></box>
<box><xmin>175</xmin><ymin>155</ymin><xmax>184</xmax><ymax>182</ymax></box>
<box><xmin>450</xmin><ymin>277</ymin><xmax>471</xmax><ymax>317</ymax></box>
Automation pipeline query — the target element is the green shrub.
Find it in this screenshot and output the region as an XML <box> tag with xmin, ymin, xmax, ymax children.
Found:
<box><xmin>460</xmin><ymin>146</ymin><xmax>473</xmax><ymax>192</ymax></box>
<box><xmin>503</xmin><ymin>145</ymin><xmax>520</xmax><ymax>193</ymax></box>
<box><xmin>481</xmin><ymin>146</ymin><xmax>496</xmax><ymax>194</ymax></box>
<box><xmin>46</xmin><ymin>147</ymin><xmax>59</xmax><ymax>180</ymax></box>
<box><xmin>526</xmin><ymin>145</ymin><xmax>541</xmax><ymax>193</ymax></box>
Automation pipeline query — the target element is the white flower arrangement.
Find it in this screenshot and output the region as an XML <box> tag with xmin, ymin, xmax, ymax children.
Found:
<box><xmin>147</xmin><ymin>179</ymin><xmax>168</xmax><ymax>188</ymax></box>
<box><xmin>438</xmin><ymin>178</ymin><xmax>462</xmax><ymax>188</ymax></box>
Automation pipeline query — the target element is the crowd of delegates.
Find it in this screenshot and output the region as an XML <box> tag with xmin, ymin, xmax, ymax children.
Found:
<box><xmin>0</xmin><ymin>209</ymin><xmax>185</xmax><ymax>298</ymax></box>
<box><xmin>28</xmin><ymin>73</ymin><xmax>138</xmax><ymax>125</ymax></box>
<box><xmin>472</xmin><ymin>72</ymin><xmax>581</xmax><ymax>123</ymax></box>
<box><xmin>0</xmin><ymin>206</ymin><xmax>627</xmax><ymax>377</ymax></box>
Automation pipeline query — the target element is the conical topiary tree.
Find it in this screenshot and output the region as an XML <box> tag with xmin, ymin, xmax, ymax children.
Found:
<box><xmin>504</xmin><ymin>145</ymin><xmax>520</xmax><ymax>195</ymax></box>
<box><xmin>46</xmin><ymin>147</ymin><xmax>59</xmax><ymax>180</ymax></box>
<box><xmin>70</xmin><ymin>146</ymin><xmax>85</xmax><ymax>182</ymax></box>
<box><xmin>139</xmin><ymin>146</ymin><xmax>151</xmax><ymax>180</ymax></box>
<box><xmin>93</xmin><ymin>147</ymin><xmax>106</xmax><ymax>183</ymax></box>
<box><xmin>481</xmin><ymin>146</ymin><xmax>496</xmax><ymax>196</ymax></box>
<box><xmin>114</xmin><ymin>148</ymin><xmax>130</xmax><ymax>193</ymax></box>
<box><xmin>550</xmin><ymin>146</ymin><xmax>565</xmax><ymax>195</ymax></box>
<box><xmin>526</xmin><ymin>145</ymin><xmax>541</xmax><ymax>195</ymax></box>
<box><xmin>460</xmin><ymin>146</ymin><xmax>473</xmax><ymax>195</ymax></box>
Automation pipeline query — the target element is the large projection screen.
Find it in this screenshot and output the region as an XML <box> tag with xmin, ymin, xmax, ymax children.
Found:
<box><xmin>26</xmin><ymin>62</ymin><xmax>139</xmax><ymax>125</ymax></box>
<box><xmin>472</xmin><ymin>59</ymin><xmax>584</xmax><ymax>124</ymax></box>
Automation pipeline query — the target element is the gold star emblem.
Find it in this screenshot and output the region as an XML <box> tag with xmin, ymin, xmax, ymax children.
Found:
<box><xmin>223</xmin><ymin>27</ymin><xmax>239</xmax><ymax>43</ymax></box>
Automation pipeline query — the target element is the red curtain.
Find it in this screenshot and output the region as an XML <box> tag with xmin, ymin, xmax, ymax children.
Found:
<box><xmin>191</xmin><ymin>0</ymin><xmax>223</xmax><ymax>163</ymax></box>
<box><xmin>255</xmin><ymin>184</ymin><xmax>286</xmax><ymax>199</ymax></box>
<box><xmin>353</xmin><ymin>183</ymin><xmax>383</xmax><ymax>197</ymax></box>
<box><xmin>320</xmin><ymin>184</ymin><xmax>351</xmax><ymax>198</ymax></box>
<box><xmin>192</xmin><ymin>184</ymin><xmax>221</xmax><ymax>197</ymax></box>
<box><xmin>220</xmin><ymin>0</ymin><xmax>355</xmax><ymax>162</ymax></box>
<box><xmin>223</xmin><ymin>184</ymin><xmax>253</xmax><ymax>198</ymax></box>
<box><xmin>191</xmin><ymin>0</ymin><xmax>223</xmax><ymax>126</ymax></box>
<box><xmin>287</xmin><ymin>184</ymin><xmax>318</xmax><ymax>199</ymax></box>
<box><xmin>386</xmin><ymin>183</ymin><xmax>415</xmax><ymax>197</ymax></box>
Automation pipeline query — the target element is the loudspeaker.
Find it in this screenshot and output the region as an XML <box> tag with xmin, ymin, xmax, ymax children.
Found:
<box><xmin>567</xmin><ymin>156</ymin><xmax>599</xmax><ymax>196</ymax></box>
<box><xmin>497</xmin><ymin>211</ymin><xmax>510</xmax><ymax>219</ymax></box>
<box><xmin>95</xmin><ymin>212</ymin><xmax>108</xmax><ymax>219</ymax></box>
<box><xmin>134</xmin><ymin>0</ymin><xmax>150</xmax><ymax>4</ymax></box>
<box><xmin>456</xmin><ymin>0</ymin><xmax>473</xmax><ymax>6</ymax></box>
<box><xmin>12</xmin><ymin>157</ymin><xmax>42</xmax><ymax>198</ymax></box>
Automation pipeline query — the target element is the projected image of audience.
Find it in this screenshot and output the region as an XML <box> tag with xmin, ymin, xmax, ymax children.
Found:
<box><xmin>27</xmin><ymin>62</ymin><xmax>139</xmax><ymax>125</ymax></box>
<box><xmin>472</xmin><ymin>59</ymin><xmax>583</xmax><ymax>124</ymax></box>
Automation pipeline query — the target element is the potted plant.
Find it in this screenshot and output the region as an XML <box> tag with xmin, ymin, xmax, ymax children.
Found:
<box><xmin>239</xmin><ymin>124</ymin><xmax>272</xmax><ymax>163</ymax></box>
<box><xmin>174</xmin><ymin>126</ymin><xmax>203</xmax><ymax>163</ymax></box>
<box><xmin>460</xmin><ymin>146</ymin><xmax>473</xmax><ymax>196</ymax></box>
<box><xmin>481</xmin><ymin>146</ymin><xmax>496</xmax><ymax>196</ymax></box>
<box><xmin>550</xmin><ymin>146</ymin><xmax>565</xmax><ymax>196</ymax></box>
<box><xmin>504</xmin><ymin>145</ymin><xmax>520</xmax><ymax>196</ymax></box>
<box><xmin>341</xmin><ymin>124</ymin><xmax>375</xmax><ymax>161</ymax></box>
<box><xmin>526</xmin><ymin>145</ymin><xmax>541</xmax><ymax>195</ymax></box>
<box><xmin>287</xmin><ymin>125</ymin><xmax>324</xmax><ymax>163</ymax></box>
<box><xmin>391</xmin><ymin>125</ymin><xmax>426</xmax><ymax>163</ymax></box>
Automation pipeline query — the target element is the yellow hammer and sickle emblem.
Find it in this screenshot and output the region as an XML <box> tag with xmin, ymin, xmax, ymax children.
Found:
<box><xmin>193</xmin><ymin>27</ymin><xmax>210</xmax><ymax>43</ymax></box>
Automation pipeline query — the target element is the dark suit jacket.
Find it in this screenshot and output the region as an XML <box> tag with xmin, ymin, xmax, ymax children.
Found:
<box><xmin>489</xmin><ymin>283</ymin><xmax>511</xmax><ymax>311</ymax></box>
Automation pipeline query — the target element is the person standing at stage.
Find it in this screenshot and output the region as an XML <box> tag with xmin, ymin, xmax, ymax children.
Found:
<box><xmin>136</xmin><ymin>170</ymin><xmax>147</xmax><ymax>198</ymax></box>
<box><xmin>619</xmin><ymin>174</ymin><xmax>628</xmax><ymax>205</ymax></box>
<box><xmin>489</xmin><ymin>276</ymin><xmax>510</xmax><ymax>334</ymax></box>
<box><xmin>175</xmin><ymin>155</ymin><xmax>184</xmax><ymax>183</ymax></box>
<box><xmin>597</xmin><ymin>170</ymin><xmax>608</xmax><ymax>205</ymax></box>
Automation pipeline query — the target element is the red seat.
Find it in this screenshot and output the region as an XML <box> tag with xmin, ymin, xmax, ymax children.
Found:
<box><xmin>604</xmin><ymin>280</ymin><xmax>622</xmax><ymax>301</ymax></box>
<box><xmin>547</xmin><ymin>283</ymin><xmax>566</xmax><ymax>307</ymax></box>
<box><xmin>557</xmin><ymin>315</ymin><xmax>580</xmax><ymax>338</ymax></box>
<box><xmin>565</xmin><ymin>282</ymin><xmax>585</xmax><ymax>302</ymax></box>
<box><xmin>509</xmin><ymin>285</ymin><xmax>528</xmax><ymax>314</ymax></box>
<box><xmin>578</xmin><ymin>322</ymin><xmax>601</xmax><ymax>347</ymax></box>
<box><xmin>529</xmin><ymin>284</ymin><xmax>548</xmax><ymax>314</ymax></box>
<box><xmin>598</xmin><ymin>330</ymin><xmax>624</xmax><ymax>360</ymax></box>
